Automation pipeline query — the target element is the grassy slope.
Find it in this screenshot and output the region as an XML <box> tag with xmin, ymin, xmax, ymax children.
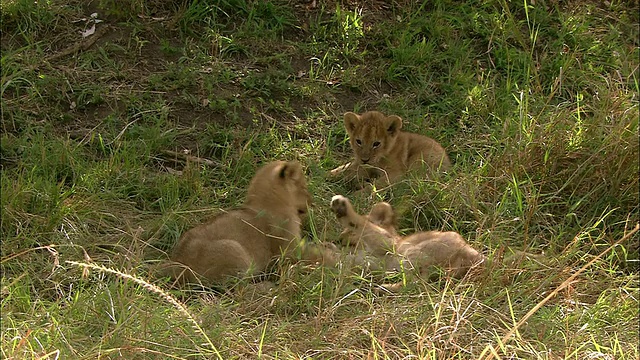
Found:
<box><xmin>1</xmin><ymin>0</ymin><xmax>638</xmax><ymax>358</ymax></box>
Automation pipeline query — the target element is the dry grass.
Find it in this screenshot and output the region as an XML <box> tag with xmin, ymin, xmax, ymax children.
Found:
<box><xmin>1</xmin><ymin>0</ymin><xmax>638</xmax><ymax>358</ymax></box>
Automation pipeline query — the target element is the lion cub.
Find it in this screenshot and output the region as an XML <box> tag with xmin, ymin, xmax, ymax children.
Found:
<box><xmin>330</xmin><ymin>195</ymin><xmax>484</xmax><ymax>279</ymax></box>
<box><xmin>163</xmin><ymin>161</ymin><xmax>336</xmax><ymax>285</ymax></box>
<box><xmin>330</xmin><ymin>111</ymin><xmax>451</xmax><ymax>189</ymax></box>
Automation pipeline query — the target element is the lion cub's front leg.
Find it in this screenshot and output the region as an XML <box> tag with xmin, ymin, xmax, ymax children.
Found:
<box><xmin>330</xmin><ymin>162</ymin><xmax>380</xmax><ymax>191</ymax></box>
<box><xmin>370</xmin><ymin>166</ymin><xmax>403</xmax><ymax>190</ymax></box>
<box><xmin>329</xmin><ymin>162</ymin><xmax>352</xmax><ymax>177</ymax></box>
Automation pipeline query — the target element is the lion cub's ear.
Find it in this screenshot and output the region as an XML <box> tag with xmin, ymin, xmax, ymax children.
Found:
<box><xmin>344</xmin><ymin>112</ymin><xmax>360</xmax><ymax>135</ymax></box>
<box><xmin>386</xmin><ymin>115</ymin><xmax>403</xmax><ymax>136</ymax></box>
<box><xmin>278</xmin><ymin>161</ymin><xmax>302</xmax><ymax>180</ymax></box>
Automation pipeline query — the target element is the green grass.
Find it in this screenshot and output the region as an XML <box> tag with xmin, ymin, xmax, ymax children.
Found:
<box><xmin>1</xmin><ymin>0</ymin><xmax>638</xmax><ymax>358</ymax></box>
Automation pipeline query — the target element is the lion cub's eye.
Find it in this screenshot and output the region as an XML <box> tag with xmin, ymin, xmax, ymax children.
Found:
<box><xmin>372</xmin><ymin>141</ymin><xmax>381</xmax><ymax>149</ymax></box>
<box><xmin>355</xmin><ymin>139</ymin><xmax>362</xmax><ymax>146</ymax></box>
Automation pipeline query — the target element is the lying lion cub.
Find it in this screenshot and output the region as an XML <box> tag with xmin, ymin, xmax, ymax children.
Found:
<box><xmin>331</xmin><ymin>195</ymin><xmax>484</xmax><ymax>279</ymax></box>
<box><xmin>330</xmin><ymin>111</ymin><xmax>451</xmax><ymax>189</ymax></box>
<box><xmin>162</xmin><ymin>161</ymin><xmax>336</xmax><ymax>285</ymax></box>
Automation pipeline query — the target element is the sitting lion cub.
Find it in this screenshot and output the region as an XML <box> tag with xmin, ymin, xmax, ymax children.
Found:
<box><xmin>330</xmin><ymin>195</ymin><xmax>484</xmax><ymax>280</ymax></box>
<box><xmin>330</xmin><ymin>111</ymin><xmax>451</xmax><ymax>189</ymax></box>
<box><xmin>162</xmin><ymin>161</ymin><xmax>336</xmax><ymax>285</ymax></box>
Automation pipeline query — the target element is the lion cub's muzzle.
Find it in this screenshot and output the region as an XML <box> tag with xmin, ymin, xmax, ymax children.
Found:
<box><xmin>331</xmin><ymin>195</ymin><xmax>348</xmax><ymax>218</ymax></box>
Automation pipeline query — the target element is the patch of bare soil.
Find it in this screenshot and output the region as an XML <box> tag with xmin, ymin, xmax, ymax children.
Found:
<box><xmin>3</xmin><ymin>0</ymin><xmax>404</xmax><ymax>142</ymax></box>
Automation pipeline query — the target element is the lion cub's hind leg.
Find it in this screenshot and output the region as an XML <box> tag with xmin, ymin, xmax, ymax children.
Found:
<box><xmin>367</xmin><ymin>202</ymin><xmax>397</xmax><ymax>236</ymax></box>
<box><xmin>156</xmin><ymin>238</ymin><xmax>255</xmax><ymax>288</ymax></box>
<box><xmin>171</xmin><ymin>237</ymin><xmax>256</xmax><ymax>284</ymax></box>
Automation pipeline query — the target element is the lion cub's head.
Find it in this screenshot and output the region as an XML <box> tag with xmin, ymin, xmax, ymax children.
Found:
<box><xmin>344</xmin><ymin>111</ymin><xmax>402</xmax><ymax>165</ymax></box>
<box><xmin>246</xmin><ymin>161</ymin><xmax>311</xmax><ymax>216</ymax></box>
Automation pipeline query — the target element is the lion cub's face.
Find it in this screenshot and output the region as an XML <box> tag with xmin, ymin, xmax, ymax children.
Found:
<box><xmin>283</xmin><ymin>162</ymin><xmax>312</xmax><ymax>216</ymax></box>
<box><xmin>344</xmin><ymin>111</ymin><xmax>402</xmax><ymax>165</ymax></box>
<box><xmin>247</xmin><ymin>161</ymin><xmax>311</xmax><ymax>216</ymax></box>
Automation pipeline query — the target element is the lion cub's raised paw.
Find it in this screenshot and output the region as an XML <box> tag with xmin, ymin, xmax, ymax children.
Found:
<box><xmin>331</xmin><ymin>195</ymin><xmax>350</xmax><ymax>218</ymax></box>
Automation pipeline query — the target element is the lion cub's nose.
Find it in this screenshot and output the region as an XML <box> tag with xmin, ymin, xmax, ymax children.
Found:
<box><xmin>361</xmin><ymin>158</ymin><xmax>370</xmax><ymax>164</ymax></box>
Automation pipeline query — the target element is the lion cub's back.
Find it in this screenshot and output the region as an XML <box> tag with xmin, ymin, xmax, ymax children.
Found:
<box><xmin>403</xmin><ymin>132</ymin><xmax>452</xmax><ymax>171</ymax></box>
<box><xmin>397</xmin><ymin>231</ymin><xmax>462</xmax><ymax>257</ymax></box>
<box><xmin>171</xmin><ymin>209</ymin><xmax>273</xmax><ymax>269</ymax></box>
<box><xmin>397</xmin><ymin>231</ymin><xmax>482</xmax><ymax>276</ymax></box>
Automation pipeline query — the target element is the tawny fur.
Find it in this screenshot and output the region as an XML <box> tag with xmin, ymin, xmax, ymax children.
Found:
<box><xmin>160</xmin><ymin>161</ymin><xmax>336</xmax><ymax>285</ymax></box>
<box><xmin>330</xmin><ymin>111</ymin><xmax>451</xmax><ymax>189</ymax></box>
<box><xmin>330</xmin><ymin>195</ymin><xmax>484</xmax><ymax>280</ymax></box>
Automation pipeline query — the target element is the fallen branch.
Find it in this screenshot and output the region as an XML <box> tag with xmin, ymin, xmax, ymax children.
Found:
<box><xmin>161</xmin><ymin>150</ymin><xmax>220</xmax><ymax>167</ymax></box>
<box><xmin>2</xmin><ymin>25</ymin><xmax>110</xmax><ymax>86</ymax></box>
